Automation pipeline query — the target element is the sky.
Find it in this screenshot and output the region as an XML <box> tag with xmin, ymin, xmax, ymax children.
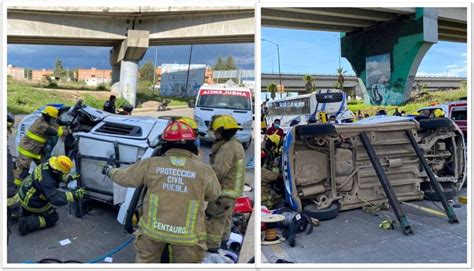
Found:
<box><xmin>262</xmin><ymin>27</ymin><xmax>467</xmax><ymax>77</ymax></box>
<box><xmin>7</xmin><ymin>43</ymin><xmax>255</xmax><ymax>70</ymax></box>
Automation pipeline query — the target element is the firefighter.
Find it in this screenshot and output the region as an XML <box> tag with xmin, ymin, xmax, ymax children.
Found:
<box><xmin>17</xmin><ymin>156</ymin><xmax>83</xmax><ymax>236</ymax></box>
<box><xmin>14</xmin><ymin>106</ymin><xmax>71</xmax><ymax>187</ymax></box>
<box><xmin>205</xmin><ymin>115</ymin><xmax>246</xmax><ymax>252</ymax></box>
<box><xmin>103</xmin><ymin>121</ymin><xmax>221</xmax><ymax>263</ymax></box>
<box><xmin>7</xmin><ymin>113</ymin><xmax>19</xmax><ymax>221</ymax></box>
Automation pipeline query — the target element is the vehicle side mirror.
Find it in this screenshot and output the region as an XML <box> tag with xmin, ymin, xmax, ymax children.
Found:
<box><xmin>188</xmin><ymin>99</ymin><xmax>195</xmax><ymax>108</ymax></box>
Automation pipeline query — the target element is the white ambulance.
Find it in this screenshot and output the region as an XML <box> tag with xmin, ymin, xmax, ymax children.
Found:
<box><xmin>192</xmin><ymin>84</ymin><xmax>253</xmax><ymax>149</ymax></box>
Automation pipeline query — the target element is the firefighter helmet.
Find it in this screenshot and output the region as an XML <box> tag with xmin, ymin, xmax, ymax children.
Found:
<box><xmin>42</xmin><ymin>106</ymin><xmax>59</xmax><ymax>119</ymax></box>
<box><xmin>210</xmin><ymin>115</ymin><xmax>242</xmax><ymax>131</ymax></box>
<box><xmin>49</xmin><ymin>156</ymin><xmax>73</xmax><ymax>174</ymax></box>
<box><xmin>162</xmin><ymin>121</ymin><xmax>196</xmax><ymax>141</ymax></box>
<box><xmin>433</xmin><ymin>109</ymin><xmax>445</xmax><ymax>118</ymax></box>
<box><xmin>177</xmin><ymin>116</ymin><xmax>198</xmax><ymax>130</ymax></box>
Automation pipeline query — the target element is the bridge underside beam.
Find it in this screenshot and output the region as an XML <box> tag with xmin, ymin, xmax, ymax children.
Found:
<box><xmin>341</xmin><ymin>8</ymin><xmax>439</xmax><ymax>105</ymax></box>
<box><xmin>7</xmin><ymin>9</ymin><xmax>254</xmax><ymax>46</ymax></box>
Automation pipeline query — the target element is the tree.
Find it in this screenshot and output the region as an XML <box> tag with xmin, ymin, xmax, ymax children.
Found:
<box><xmin>267</xmin><ymin>82</ymin><xmax>277</xmax><ymax>100</ymax></box>
<box><xmin>139</xmin><ymin>60</ymin><xmax>156</xmax><ymax>82</ymax></box>
<box><xmin>303</xmin><ymin>74</ymin><xmax>315</xmax><ymax>94</ymax></box>
<box><xmin>53</xmin><ymin>58</ymin><xmax>67</xmax><ymax>78</ymax></box>
<box><xmin>336</xmin><ymin>68</ymin><xmax>346</xmax><ymax>90</ymax></box>
<box><xmin>213</xmin><ymin>56</ymin><xmax>226</xmax><ymax>70</ymax></box>
<box><xmin>225</xmin><ymin>56</ymin><xmax>237</xmax><ymax>70</ymax></box>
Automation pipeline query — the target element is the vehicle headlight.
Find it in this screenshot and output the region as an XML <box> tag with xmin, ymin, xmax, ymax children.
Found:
<box><xmin>195</xmin><ymin>116</ymin><xmax>205</xmax><ymax>127</ymax></box>
<box><xmin>242</xmin><ymin>120</ymin><xmax>253</xmax><ymax>130</ymax></box>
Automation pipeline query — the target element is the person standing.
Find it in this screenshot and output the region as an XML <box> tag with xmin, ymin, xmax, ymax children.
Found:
<box><xmin>15</xmin><ymin>106</ymin><xmax>71</xmax><ymax>187</ymax></box>
<box><xmin>206</xmin><ymin>115</ymin><xmax>246</xmax><ymax>251</ymax></box>
<box><xmin>104</xmin><ymin>121</ymin><xmax>221</xmax><ymax>263</ymax></box>
<box><xmin>103</xmin><ymin>95</ymin><xmax>116</xmax><ymax>114</ymax></box>
<box><xmin>393</xmin><ymin>107</ymin><xmax>402</xmax><ymax>116</ymax></box>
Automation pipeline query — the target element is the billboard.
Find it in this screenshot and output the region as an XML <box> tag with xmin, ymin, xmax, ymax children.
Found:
<box><xmin>160</xmin><ymin>64</ymin><xmax>207</xmax><ymax>97</ymax></box>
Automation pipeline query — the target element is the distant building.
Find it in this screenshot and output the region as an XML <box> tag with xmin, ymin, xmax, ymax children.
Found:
<box><xmin>7</xmin><ymin>65</ymin><xmax>25</xmax><ymax>80</ymax></box>
<box><xmin>32</xmin><ymin>69</ymin><xmax>53</xmax><ymax>81</ymax></box>
<box><xmin>154</xmin><ymin>65</ymin><xmax>213</xmax><ymax>85</ymax></box>
<box><xmin>76</xmin><ymin>68</ymin><xmax>112</xmax><ymax>86</ymax></box>
<box><xmin>160</xmin><ymin>64</ymin><xmax>213</xmax><ymax>97</ymax></box>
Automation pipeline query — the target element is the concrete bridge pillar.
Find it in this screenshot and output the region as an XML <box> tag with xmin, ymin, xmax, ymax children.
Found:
<box><xmin>341</xmin><ymin>8</ymin><xmax>438</xmax><ymax>105</ymax></box>
<box><xmin>110</xmin><ymin>29</ymin><xmax>149</xmax><ymax>106</ymax></box>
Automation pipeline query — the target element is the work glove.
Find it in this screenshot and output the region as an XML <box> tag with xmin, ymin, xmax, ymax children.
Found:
<box><xmin>74</xmin><ymin>187</ymin><xmax>86</xmax><ymax>200</ymax></box>
<box><xmin>66</xmin><ymin>173</ymin><xmax>81</xmax><ymax>183</ymax></box>
<box><xmin>58</xmin><ymin>126</ymin><xmax>72</xmax><ymax>137</ymax></box>
<box><xmin>102</xmin><ymin>164</ymin><xmax>113</xmax><ymax>177</ymax></box>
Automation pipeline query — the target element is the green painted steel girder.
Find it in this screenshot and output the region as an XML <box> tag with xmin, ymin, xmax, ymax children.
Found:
<box><xmin>341</xmin><ymin>8</ymin><xmax>438</xmax><ymax>105</ymax></box>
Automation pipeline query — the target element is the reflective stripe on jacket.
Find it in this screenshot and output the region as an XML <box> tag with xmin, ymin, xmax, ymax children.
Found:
<box><xmin>108</xmin><ymin>148</ymin><xmax>221</xmax><ymax>245</ymax></box>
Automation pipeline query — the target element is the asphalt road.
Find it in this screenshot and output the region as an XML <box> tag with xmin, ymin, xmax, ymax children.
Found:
<box><xmin>262</xmin><ymin>188</ymin><xmax>468</xmax><ymax>264</ymax></box>
<box><xmin>7</xmin><ymin>108</ymin><xmax>255</xmax><ymax>264</ymax></box>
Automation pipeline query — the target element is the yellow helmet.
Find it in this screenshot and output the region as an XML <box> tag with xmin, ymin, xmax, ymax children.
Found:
<box><xmin>267</xmin><ymin>133</ymin><xmax>281</xmax><ymax>146</ymax></box>
<box><xmin>411</xmin><ymin>111</ymin><xmax>420</xmax><ymax>116</ymax></box>
<box><xmin>210</xmin><ymin>115</ymin><xmax>242</xmax><ymax>131</ymax></box>
<box><xmin>49</xmin><ymin>156</ymin><xmax>73</xmax><ymax>174</ymax></box>
<box><xmin>177</xmin><ymin>116</ymin><xmax>198</xmax><ymax>130</ymax></box>
<box><xmin>433</xmin><ymin>108</ymin><xmax>445</xmax><ymax>118</ymax></box>
<box><xmin>42</xmin><ymin>106</ymin><xmax>59</xmax><ymax>118</ymax></box>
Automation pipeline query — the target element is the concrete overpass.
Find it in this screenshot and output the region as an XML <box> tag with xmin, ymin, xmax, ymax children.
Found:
<box><xmin>261</xmin><ymin>73</ymin><xmax>466</xmax><ymax>95</ymax></box>
<box><xmin>7</xmin><ymin>6</ymin><xmax>255</xmax><ymax>105</ymax></box>
<box><xmin>262</xmin><ymin>8</ymin><xmax>466</xmax><ymax>42</ymax></box>
<box><xmin>262</xmin><ymin>7</ymin><xmax>467</xmax><ymax>105</ymax></box>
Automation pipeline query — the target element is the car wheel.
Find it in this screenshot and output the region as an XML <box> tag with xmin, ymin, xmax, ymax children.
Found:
<box><xmin>423</xmin><ymin>187</ymin><xmax>457</xmax><ymax>201</ymax></box>
<box><xmin>243</xmin><ymin>138</ymin><xmax>252</xmax><ymax>150</ymax></box>
<box><xmin>303</xmin><ymin>202</ymin><xmax>339</xmax><ymax>221</ymax></box>
<box><xmin>296</xmin><ymin>123</ymin><xmax>337</xmax><ymax>137</ymax></box>
<box><xmin>419</xmin><ymin>118</ymin><xmax>453</xmax><ymax>129</ymax></box>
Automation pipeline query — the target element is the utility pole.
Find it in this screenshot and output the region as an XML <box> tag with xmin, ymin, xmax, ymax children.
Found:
<box><xmin>184</xmin><ymin>44</ymin><xmax>194</xmax><ymax>97</ymax></box>
<box><xmin>152</xmin><ymin>47</ymin><xmax>158</xmax><ymax>95</ymax></box>
<box><xmin>262</xmin><ymin>38</ymin><xmax>282</xmax><ymax>97</ymax></box>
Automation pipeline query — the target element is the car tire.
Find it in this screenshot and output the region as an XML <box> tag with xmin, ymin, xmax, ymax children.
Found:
<box><xmin>423</xmin><ymin>187</ymin><xmax>456</xmax><ymax>201</ymax></box>
<box><xmin>296</xmin><ymin>123</ymin><xmax>337</xmax><ymax>137</ymax></box>
<box><xmin>242</xmin><ymin>137</ymin><xmax>252</xmax><ymax>150</ymax></box>
<box><xmin>419</xmin><ymin>118</ymin><xmax>453</xmax><ymax>129</ymax></box>
<box><xmin>303</xmin><ymin>202</ymin><xmax>339</xmax><ymax>221</ymax></box>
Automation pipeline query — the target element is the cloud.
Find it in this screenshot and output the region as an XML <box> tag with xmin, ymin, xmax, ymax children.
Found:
<box><xmin>8</xmin><ymin>43</ymin><xmax>254</xmax><ymax>70</ymax></box>
<box><xmin>446</xmin><ymin>64</ymin><xmax>458</xmax><ymax>68</ymax></box>
<box><xmin>460</xmin><ymin>53</ymin><xmax>467</xmax><ymax>57</ymax></box>
<box><xmin>417</xmin><ymin>66</ymin><xmax>467</xmax><ymax>77</ymax></box>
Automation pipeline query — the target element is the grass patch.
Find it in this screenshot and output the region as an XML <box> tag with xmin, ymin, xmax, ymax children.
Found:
<box><xmin>348</xmin><ymin>88</ymin><xmax>467</xmax><ymax>116</ymax></box>
<box><xmin>7</xmin><ymin>79</ymin><xmax>188</xmax><ymax>114</ymax></box>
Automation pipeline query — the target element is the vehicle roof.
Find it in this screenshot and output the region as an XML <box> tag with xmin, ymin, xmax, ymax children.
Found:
<box><xmin>199</xmin><ymin>84</ymin><xmax>251</xmax><ymax>92</ymax></box>
<box><xmin>91</xmin><ymin>114</ymin><xmax>168</xmax><ymax>140</ymax></box>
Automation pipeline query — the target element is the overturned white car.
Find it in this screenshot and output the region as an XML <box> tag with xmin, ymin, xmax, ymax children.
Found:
<box><xmin>282</xmin><ymin>115</ymin><xmax>466</xmax><ymax>233</ymax></box>
<box><xmin>15</xmin><ymin>101</ymin><xmax>169</xmax><ymax>232</ymax></box>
